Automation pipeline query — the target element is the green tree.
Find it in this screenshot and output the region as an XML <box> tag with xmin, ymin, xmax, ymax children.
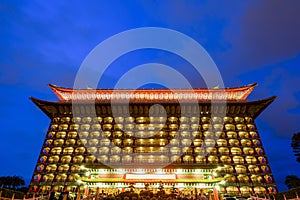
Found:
<box><xmin>292</xmin><ymin>132</ymin><xmax>300</xmax><ymax>162</ymax></box>
<box><xmin>285</xmin><ymin>175</ymin><xmax>300</xmax><ymax>189</ymax></box>
<box><xmin>11</xmin><ymin>176</ymin><xmax>25</xmax><ymax>189</ymax></box>
<box><xmin>0</xmin><ymin>176</ymin><xmax>25</xmax><ymax>189</ymax></box>
<box><xmin>285</xmin><ymin>133</ymin><xmax>300</xmax><ymax>189</ymax></box>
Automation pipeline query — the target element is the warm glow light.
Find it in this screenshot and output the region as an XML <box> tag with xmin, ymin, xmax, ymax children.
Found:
<box><xmin>125</xmin><ymin>174</ymin><xmax>176</xmax><ymax>180</ymax></box>
<box><xmin>177</xmin><ymin>169</ymin><xmax>183</xmax><ymax>174</ymax></box>
<box><xmin>135</xmin><ymin>183</ymin><xmax>144</xmax><ymax>188</ymax></box>
<box><xmin>76</xmin><ymin>180</ymin><xmax>83</xmax><ymax>184</ymax></box>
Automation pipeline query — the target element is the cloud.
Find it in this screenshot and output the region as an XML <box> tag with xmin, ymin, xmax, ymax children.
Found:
<box><xmin>228</xmin><ymin>0</ymin><xmax>300</xmax><ymax>68</ymax></box>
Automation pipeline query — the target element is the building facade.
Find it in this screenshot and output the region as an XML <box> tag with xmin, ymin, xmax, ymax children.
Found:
<box><xmin>29</xmin><ymin>83</ymin><xmax>277</xmax><ymax>197</ymax></box>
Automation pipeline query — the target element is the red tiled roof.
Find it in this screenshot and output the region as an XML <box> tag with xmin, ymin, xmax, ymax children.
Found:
<box><xmin>48</xmin><ymin>83</ymin><xmax>258</xmax><ymax>102</ymax></box>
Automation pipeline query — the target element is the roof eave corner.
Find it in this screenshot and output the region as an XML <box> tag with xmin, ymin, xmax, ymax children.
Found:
<box><xmin>240</xmin><ymin>83</ymin><xmax>258</xmax><ymax>100</ymax></box>
<box><xmin>251</xmin><ymin>96</ymin><xmax>277</xmax><ymax>119</ymax></box>
<box><xmin>48</xmin><ymin>83</ymin><xmax>66</xmax><ymax>101</ymax></box>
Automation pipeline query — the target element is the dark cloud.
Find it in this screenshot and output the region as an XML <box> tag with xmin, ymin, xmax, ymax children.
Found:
<box><xmin>229</xmin><ymin>0</ymin><xmax>300</xmax><ymax>68</ymax></box>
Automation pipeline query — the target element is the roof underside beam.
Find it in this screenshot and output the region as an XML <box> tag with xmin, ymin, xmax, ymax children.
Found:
<box><xmin>30</xmin><ymin>96</ymin><xmax>276</xmax><ymax>119</ymax></box>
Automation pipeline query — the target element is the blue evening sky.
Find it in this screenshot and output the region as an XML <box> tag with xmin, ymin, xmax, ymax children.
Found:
<box><xmin>0</xmin><ymin>0</ymin><xmax>300</xmax><ymax>191</ymax></box>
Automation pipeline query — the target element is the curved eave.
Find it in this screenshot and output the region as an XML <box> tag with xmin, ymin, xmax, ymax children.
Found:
<box><xmin>48</xmin><ymin>83</ymin><xmax>258</xmax><ymax>101</ymax></box>
<box><xmin>30</xmin><ymin>96</ymin><xmax>276</xmax><ymax>119</ymax></box>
